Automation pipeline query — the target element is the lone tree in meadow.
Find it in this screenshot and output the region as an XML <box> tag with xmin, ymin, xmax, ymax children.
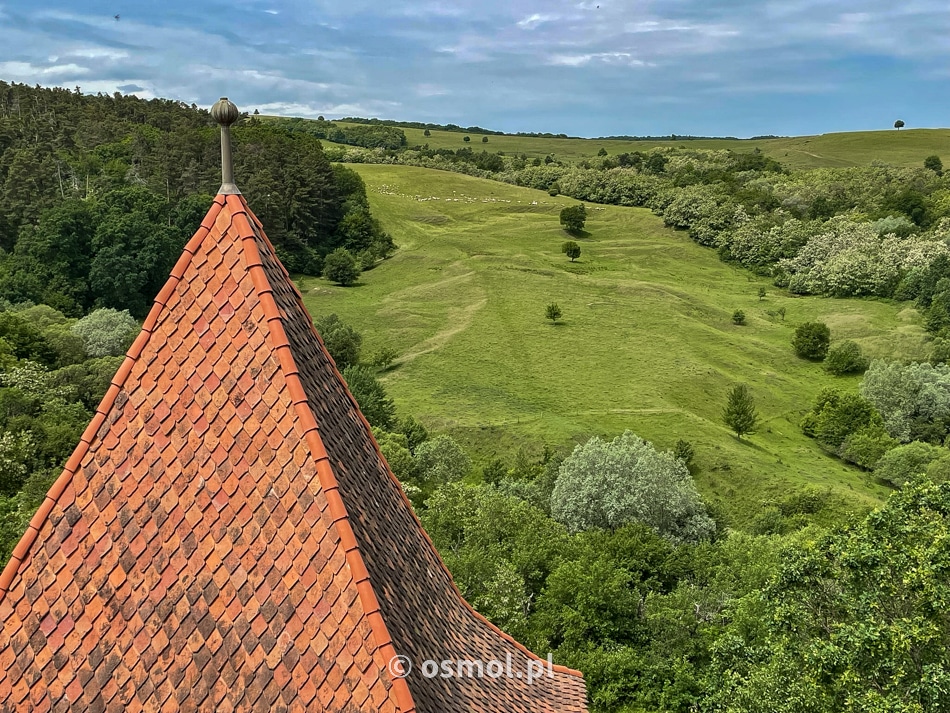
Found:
<box><xmin>894</xmin><ymin>119</ymin><xmax>905</xmax><ymax>130</ymax></box>
<box><xmin>323</xmin><ymin>247</ymin><xmax>360</xmax><ymax>286</ymax></box>
<box><xmin>723</xmin><ymin>384</ymin><xmax>759</xmax><ymax>439</ymax></box>
<box><xmin>793</xmin><ymin>321</ymin><xmax>831</xmax><ymax>360</ymax></box>
<box><xmin>481</xmin><ymin>136</ymin><xmax>488</xmax><ymax>143</ymax></box>
<box><xmin>560</xmin><ymin>203</ymin><xmax>587</xmax><ymax>234</ymax></box>
<box><xmin>546</xmin><ymin>303</ymin><xmax>562</xmax><ymax>324</ymax></box>
<box><xmin>423</xmin><ymin>128</ymin><xmax>431</xmax><ymax>137</ymax></box>
<box><xmin>561</xmin><ymin>241</ymin><xmax>581</xmax><ymax>262</ymax></box>
<box><xmin>463</xmin><ymin>135</ymin><xmax>471</xmax><ymax>142</ymax></box>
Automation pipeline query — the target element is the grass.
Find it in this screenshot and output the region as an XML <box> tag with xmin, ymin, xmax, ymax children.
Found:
<box><xmin>298</xmin><ymin>165</ymin><xmax>929</xmax><ymax>525</ymax></box>
<box><xmin>329</xmin><ymin>121</ymin><xmax>950</xmax><ymax>171</ymax></box>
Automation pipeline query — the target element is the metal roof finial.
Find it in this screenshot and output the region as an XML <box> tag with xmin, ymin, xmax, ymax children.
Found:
<box><xmin>212</xmin><ymin>97</ymin><xmax>241</xmax><ymax>195</ymax></box>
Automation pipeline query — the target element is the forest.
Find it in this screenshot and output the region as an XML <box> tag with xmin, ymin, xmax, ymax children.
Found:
<box><xmin>1</xmin><ymin>81</ymin><xmax>949</xmax><ymax>712</ymax></box>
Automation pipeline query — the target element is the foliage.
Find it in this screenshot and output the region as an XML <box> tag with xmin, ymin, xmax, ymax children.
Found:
<box><xmin>732</xmin><ymin>309</ymin><xmax>746</xmax><ymax>325</ymax></box>
<box><xmin>70</xmin><ymin>308</ymin><xmax>137</xmax><ymax>358</ymax></box>
<box><xmin>673</xmin><ymin>439</ymin><xmax>694</xmax><ymax>467</ymax></box>
<box><xmin>874</xmin><ymin>441</ymin><xmax>946</xmax><ymax>487</ymax></box>
<box><xmin>372</xmin><ymin>428</ymin><xmax>415</xmax><ymax>483</ymax></box>
<box><xmin>861</xmin><ymin>360</ymin><xmax>950</xmax><ymax>443</ymax></box>
<box><xmin>313</xmin><ymin>313</ymin><xmax>362</xmax><ymax>369</ymax></box>
<box><xmin>792</xmin><ymin>321</ymin><xmax>831</xmax><ymax>360</ymax></box>
<box><xmin>894</xmin><ymin>118</ymin><xmax>905</xmax><ymax>129</ymax></box>
<box><xmin>412</xmin><ymin>434</ymin><xmax>471</xmax><ymax>491</ymax></box>
<box><xmin>559</xmin><ymin>203</ymin><xmax>587</xmax><ymax>233</ymax></box>
<box><xmin>925</xmin><ymin>155</ymin><xmax>944</xmax><ymax>176</ymax></box>
<box><xmin>323</xmin><ymin>247</ymin><xmax>360</xmax><ymax>286</ymax></box>
<box><xmin>545</xmin><ymin>302</ymin><xmax>562</xmax><ymax>324</ymax></box>
<box><xmin>824</xmin><ymin>340</ymin><xmax>869</xmax><ymax>376</ymax></box>
<box><xmin>723</xmin><ymin>384</ymin><xmax>758</xmax><ymax>438</ymax></box>
<box><xmin>840</xmin><ymin>425</ymin><xmax>899</xmax><ymax>470</ymax></box>
<box><xmin>561</xmin><ymin>240</ymin><xmax>581</xmax><ymax>261</ymax></box>
<box><xmin>550</xmin><ymin>431</ymin><xmax>715</xmax><ymax>543</ymax></box>
<box><xmin>801</xmin><ymin>388</ymin><xmax>883</xmax><ymax>451</ymax></box>
<box><xmin>723</xmin><ymin>481</ymin><xmax>950</xmax><ymax>712</ymax></box>
<box><xmin>341</xmin><ymin>364</ymin><xmax>395</xmax><ymax>430</ymax></box>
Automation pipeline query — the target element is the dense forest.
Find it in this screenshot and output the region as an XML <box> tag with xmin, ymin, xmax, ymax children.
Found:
<box><xmin>1</xmin><ymin>82</ymin><xmax>950</xmax><ymax>712</ymax></box>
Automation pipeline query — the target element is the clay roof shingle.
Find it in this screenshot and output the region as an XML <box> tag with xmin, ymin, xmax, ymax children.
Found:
<box><xmin>0</xmin><ymin>189</ymin><xmax>588</xmax><ymax>712</ymax></box>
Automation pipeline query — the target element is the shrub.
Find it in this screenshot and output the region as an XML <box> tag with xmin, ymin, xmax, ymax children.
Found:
<box><xmin>840</xmin><ymin>425</ymin><xmax>899</xmax><ymax>469</ymax></box>
<box><xmin>825</xmin><ymin>340</ymin><xmax>869</xmax><ymax>375</ymax></box>
<box><xmin>341</xmin><ymin>365</ymin><xmax>395</xmax><ymax>429</ymax></box>
<box><xmin>413</xmin><ymin>435</ymin><xmax>471</xmax><ymax>489</ymax></box>
<box><xmin>313</xmin><ymin>314</ymin><xmax>362</xmax><ymax>369</ymax></box>
<box><xmin>546</xmin><ymin>303</ymin><xmax>562</xmax><ymax>324</ymax></box>
<box><xmin>323</xmin><ymin>247</ymin><xmax>359</xmax><ymax>286</ymax></box>
<box><xmin>874</xmin><ymin>441</ymin><xmax>945</xmax><ymax>487</ymax></box>
<box><xmin>732</xmin><ymin>310</ymin><xmax>746</xmax><ymax>325</ymax></box>
<box><xmin>550</xmin><ymin>431</ymin><xmax>715</xmax><ymax>543</ymax></box>
<box><xmin>792</xmin><ymin>321</ymin><xmax>831</xmax><ymax>360</ymax></box>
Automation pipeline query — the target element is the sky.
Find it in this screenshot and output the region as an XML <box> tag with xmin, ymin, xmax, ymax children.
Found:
<box><xmin>1</xmin><ymin>0</ymin><xmax>949</xmax><ymax>138</ymax></box>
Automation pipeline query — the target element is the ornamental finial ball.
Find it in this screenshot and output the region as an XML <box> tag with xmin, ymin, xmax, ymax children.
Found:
<box><xmin>211</xmin><ymin>97</ymin><xmax>240</xmax><ymax>127</ymax></box>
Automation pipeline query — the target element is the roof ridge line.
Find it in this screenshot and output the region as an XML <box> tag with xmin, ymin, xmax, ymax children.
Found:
<box><xmin>227</xmin><ymin>195</ymin><xmax>418</xmax><ymax>713</ymax></box>
<box><xmin>239</xmin><ymin>200</ymin><xmax>585</xmax><ymax>681</ymax></box>
<box><xmin>0</xmin><ymin>197</ymin><xmax>227</xmax><ymax>601</ymax></box>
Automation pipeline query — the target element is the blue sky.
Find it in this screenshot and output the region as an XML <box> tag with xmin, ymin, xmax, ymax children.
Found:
<box><xmin>1</xmin><ymin>0</ymin><xmax>949</xmax><ymax>137</ymax></box>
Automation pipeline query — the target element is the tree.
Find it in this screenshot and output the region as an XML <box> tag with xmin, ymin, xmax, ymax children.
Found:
<box><xmin>463</xmin><ymin>135</ymin><xmax>471</xmax><ymax>142</ymax></box>
<box><xmin>322</xmin><ymin>247</ymin><xmax>359</xmax><ymax>286</ymax></box>
<box><xmin>722</xmin><ymin>384</ymin><xmax>758</xmax><ymax>438</ymax></box>
<box><xmin>423</xmin><ymin>128</ymin><xmax>431</xmax><ymax>137</ymax></box>
<box><xmin>545</xmin><ymin>303</ymin><xmax>562</xmax><ymax>324</ymax></box>
<box><xmin>559</xmin><ymin>204</ymin><xmax>587</xmax><ymax>234</ymax></box>
<box><xmin>550</xmin><ymin>431</ymin><xmax>715</xmax><ymax>542</ymax></box>
<box><xmin>412</xmin><ymin>435</ymin><xmax>471</xmax><ymax>489</ymax></box>
<box><xmin>861</xmin><ymin>360</ymin><xmax>950</xmax><ymax>443</ymax></box>
<box><xmin>757</xmin><ymin>287</ymin><xmax>766</xmax><ymax>300</ymax></box>
<box><xmin>925</xmin><ymin>155</ymin><xmax>943</xmax><ymax>176</ymax></box>
<box><xmin>792</xmin><ymin>321</ymin><xmax>831</xmax><ymax>360</ymax></box>
<box><xmin>561</xmin><ymin>241</ymin><xmax>581</xmax><ymax>262</ymax></box>
<box><xmin>825</xmin><ymin>340</ymin><xmax>869</xmax><ymax>375</ymax></box>
<box><xmin>894</xmin><ymin>119</ymin><xmax>905</xmax><ymax>130</ymax></box>
<box><xmin>874</xmin><ymin>441</ymin><xmax>944</xmax><ymax>487</ymax></box>
<box><xmin>597</xmin><ymin>147</ymin><xmax>608</xmax><ymax>157</ymax></box>
<box><xmin>341</xmin><ymin>365</ymin><xmax>395</xmax><ymax>429</ymax></box>
<box><xmin>732</xmin><ymin>310</ymin><xmax>746</xmax><ymax>325</ymax></box>
<box><xmin>70</xmin><ymin>308</ymin><xmax>137</xmax><ymax>358</ymax></box>
<box><xmin>481</xmin><ymin>136</ymin><xmax>488</xmax><ymax>143</ymax></box>
<box><xmin>313</xmin><ymin>313</ymin><xmax>362</xmax><ymax>369</ymax></box>
<box><xmin>801</xmin><ymin>389</ymin><xmax>883</xmax><ymax>450</ymax></box>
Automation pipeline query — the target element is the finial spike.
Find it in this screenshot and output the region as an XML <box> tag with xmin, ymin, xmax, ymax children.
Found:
<box><xmin>211</xmin><ymin>97</ymin><xmax>241</xmax><ymax>195</ymax></box>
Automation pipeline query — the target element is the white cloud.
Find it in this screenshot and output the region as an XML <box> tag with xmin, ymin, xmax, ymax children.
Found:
<box><xmin>517</xmin><ymin>13</ymin><xmax>558</xmax><ymax>29</ymax></box>
<box><xmin>0</xmin><ymin>61</ymin><xmax>89</xmax><ymax>79</ymax></box>
<box><xmin>548</xmin><ymin>52</ymin><xmax>652</xmax><ymax>67</ymax></box>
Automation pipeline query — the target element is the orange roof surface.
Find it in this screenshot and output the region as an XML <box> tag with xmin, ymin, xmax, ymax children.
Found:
<box><xmin>0</xmin><ymin>192</ymin><xmax>588</xmax><ymax>712</ymax></box>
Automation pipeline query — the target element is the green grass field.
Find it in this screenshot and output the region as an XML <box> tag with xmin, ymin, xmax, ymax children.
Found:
<box><xmin>329</xmin><ymin>121</ymin><xmax>950</xmax><ymax>170</ymax></box>
<box><xmin>299</xmin><ymin>164</ymin><xmax>929</xmax><ymax>524</ymax></box>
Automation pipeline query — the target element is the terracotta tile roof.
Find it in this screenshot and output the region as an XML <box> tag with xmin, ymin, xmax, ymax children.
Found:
<box><xmin>0</xmin><ymin>193</ymin><xmax>588</xmax><ymax>711</ymax></box>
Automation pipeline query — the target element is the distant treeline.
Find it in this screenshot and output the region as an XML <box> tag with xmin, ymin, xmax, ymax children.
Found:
<box><xmin>268</xmin><ymin>116</ymin><xmax>407</xmax><ymax>150</ymax></box>
<box><xmin>0</xmin><ymin>81</ymin><xmax>393</xmax><ymax>315</ymax></box>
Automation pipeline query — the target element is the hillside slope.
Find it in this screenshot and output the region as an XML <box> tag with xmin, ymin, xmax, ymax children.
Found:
<box><xmin>299</xmin><ymin>165</ymin><xmax>927</xmax><ymax>523</ymax></box>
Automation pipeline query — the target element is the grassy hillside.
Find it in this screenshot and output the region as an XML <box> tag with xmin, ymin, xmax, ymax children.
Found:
<box><xmin>331</xmin><ymin>121</ymin><xmax>950</xmax><ymax>170</ymax></box>
<box><xmin>299</xmin><ymin>165</ymin><xmax>928</xmax><ymax>524</ymax></box>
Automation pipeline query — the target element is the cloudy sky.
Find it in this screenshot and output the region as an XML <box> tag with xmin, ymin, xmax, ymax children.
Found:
<box><xmin>1</xmin><ymin>0</ymin><xmax>949</xmax><ymax>137</ymax></box>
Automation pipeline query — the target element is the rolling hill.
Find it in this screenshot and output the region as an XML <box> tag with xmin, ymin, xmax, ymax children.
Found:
<box><xmin>298</xmin><ymin>164</ymin><xmax>928</xmax><ymax>525</ymax></box>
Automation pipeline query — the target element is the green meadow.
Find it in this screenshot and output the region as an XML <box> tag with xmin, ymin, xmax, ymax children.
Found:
<box><xmin>331</xmin><ymin>121</ymin><xmax>950</xmax><ymax>170</ymax></box>
<box><xmin>299</xmin><ymin>164</ymin><xmax>927</xmax><ymax>524</ymax></box>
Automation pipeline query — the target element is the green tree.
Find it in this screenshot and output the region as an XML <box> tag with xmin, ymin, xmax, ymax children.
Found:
<box><xmin>824</xmin><ymin>340</ymin><xmax>869</xmax><ymax>375</ymax></box>
<box><xmin>313</xmin><ymin>313</ymin><xmax>362</xmax><ymax>369</ymax></box>
<box><xmin>561</xmin><ymin>240</ymin><xmax>581</xmax><ymax>261</ymax></box>
<box><xmin>463</xmin><ymin>135</ymin><xmax>471</xmax><ymax>142</ymax></box>
<box><xmin>801</xmin><ymin>388</ymin><xmax>883</xmax><ymax>451</ymax></box>
<box><xmin>924</xmin><ymin>155</ymin><xmax>944</xmax><ymax>176</ymax></box>
<box><xmin>894</xmin><ymin>119</ymin><xmax>905</xmax><ymax>130</ymax></box>
<box><xmin>341</xmin><ymin>364</ymin><xmax>395</xmax><ymax>429</ymax></box>
<box><xmin>481</xmin><ymin>136</ymin><xmax>488</xmax><ymax>143</ymax></box>
<box><xmin>322</xmin><ymin>247</ymin><xmax>359</xmax><ymax>286</ymax></box>
<box><xmin>70</xmin><ymin>308</ymin><xmax>137</xmax><ymax>358</ymax></box>
<box><xmin>732</xmin><ymin>310</ymin><xmax>746</xmax><ymax>325</ymax></box>
<box><xmin>861</xmin><ymin>360</ymin><xmax>950</xmax><ymax>443</ymax></box>
<box><xmin>545</xmin><ymin>303</ymin><xmax>562</xmax><ymax>324</ymax></box>
<box><xmin>559</xmin><ymin>204</ymin><xmax>587</xmax><ymax>234</ymax></box>
<box><xmin>874</xmin><ymin>441</ymin><xmax>945</xmax><ymax>487</ymax></box>
<box><xmin>792</xmin><ymin>321</ymin><xmax>831</xmax><ymax>360</ymax></box>
<box><xmin>550</xmin><ymin>431</ymin><xmax>715</xmax><ymax>542</ymax></box>
<box><xmin>722</xmin><ymin>384</ymin><xmax>758</xmax><ymax>439</ymax></box>
<box><xmin>412</xmin><ymin>434</ymin><xmax>471</xmax><ymax>489</ymax></box>
<box><xmin>423</xmin><ymin>128</ymin><xmax>431</xmax><ymax>137</ymax></box>
<box><xmin>597</xmin><ymin>147</ymin><xmax>608</xmax><ymax>157</ymax></box>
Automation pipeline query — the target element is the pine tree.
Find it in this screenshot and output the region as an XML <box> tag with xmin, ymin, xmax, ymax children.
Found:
<box><xmin>723</xmin><ymin>384</ymin><xmax>758</xmax><ymax>439</ymax></box>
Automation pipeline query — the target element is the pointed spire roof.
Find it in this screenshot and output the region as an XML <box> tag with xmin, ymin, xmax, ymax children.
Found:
<box><xmin>0</xmin><ymin>104</ymin><xmax>588</xmax><ymax>712</ymax></box>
